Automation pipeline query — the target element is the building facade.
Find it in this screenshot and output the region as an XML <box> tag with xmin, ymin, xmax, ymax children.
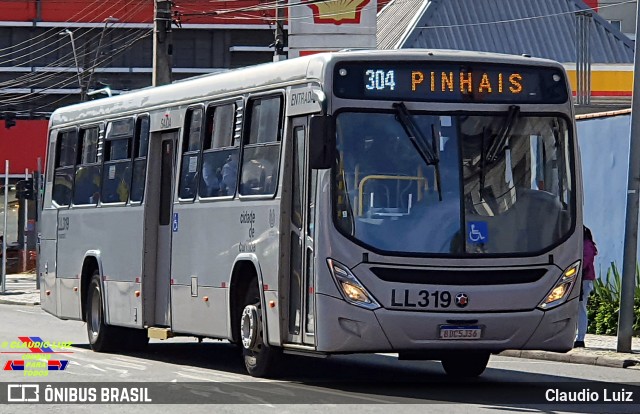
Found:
<box><xmin>0</xmin><ymin>0</ymin><xmax>282</xmax><ymax>118</ymax></box>
<box><xmin>596</xmin><ymin>0</ymin><xmax>637</xmax><ymax>38</ymax></box>
<box><xmin>377</xmin><ymin>0</ymin><xmax>635</xmax><ymax>107</ymax></box>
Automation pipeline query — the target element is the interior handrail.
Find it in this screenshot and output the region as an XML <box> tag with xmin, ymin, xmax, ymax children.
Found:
<box><xmin>358</xmin><ymin>175</ymin><xmax>426</xmax><ymax>216</ymax></box>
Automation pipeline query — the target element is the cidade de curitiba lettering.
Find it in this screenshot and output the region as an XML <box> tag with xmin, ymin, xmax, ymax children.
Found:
<box><xmin>240</xmin><ymin>211</ymin><xmax>255</xmax><ymax>224</ymax></box>
<box><xmin>545</xmin><ymin>388</ymin><xmax>634</xmax><ymax>403</ymax></box>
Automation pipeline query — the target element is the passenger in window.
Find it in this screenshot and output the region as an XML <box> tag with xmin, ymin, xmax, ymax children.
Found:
<box><xmin>221</xmin><ymin>152</ymin><xmax>238</xmax><ymax>195</ymax></box>
<box><xmin>116</xmin><ymin>166</ymin><xmax>131</xmax><ymax>202</ymax></box>
<box><xmin>242</xmin><ymin>149</ymin><xmax>275</xmax><ymax>195</ymax></box>
<box><xmin>201</xmin><ymin>160</ymin><xmax>221</xmax><ymax>197</ymax></box>
<box><xmin>74</xmin><ymin>166</ymin><xmax>100</xmax><ymax>205</ymax></box>
<box><xmin>247</xmin><ymin>145</ymin><xmax>278</xmax><ymax>195</ymax></box>
<box><xmin>242</xmin><ymin>161</ymin><xmax>265</xmax><ymax>195</ymax></box>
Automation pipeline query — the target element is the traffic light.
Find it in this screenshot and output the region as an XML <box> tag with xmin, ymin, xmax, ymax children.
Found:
<box><xmin>4</xmin><ymin>112</ymin><xmax>16</xmax><ymax>129</ymax></box>
<box><xmin>15</xmin><ymin>178</ymin><xmax>35</xmax><ymax>200</ymax></box>
<box><xmin>15</xmin><ymin>180</ymin><xmax>26</xmax><ymax>199</ymax></box>
<box><xmin>23</xmin><ymin>178</ymin><xmax>34</xmax><ymax>199</ymax></box>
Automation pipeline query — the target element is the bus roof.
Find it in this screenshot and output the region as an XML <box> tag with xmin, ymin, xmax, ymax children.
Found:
<box><xmin>49</xmin><ymin>49</ymin><xmax>563</xmax><ymax>127</ymax></box>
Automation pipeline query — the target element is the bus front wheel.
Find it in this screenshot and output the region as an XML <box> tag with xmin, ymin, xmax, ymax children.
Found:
<box><xmin>240</xmin><ymin>287</ymin><xmax>280</xmax><ymax>377</ymax></box>
<box><xmin>441</xmin><ymin>352</ymin><xmax>490</xmax><ymax>377</ymax></box>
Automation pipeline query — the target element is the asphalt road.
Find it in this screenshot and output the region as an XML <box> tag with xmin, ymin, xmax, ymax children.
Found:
<box><xmin>1</xmin><ymin>304</ymin><xmax>639</xmax><ymax>413</ymax></box>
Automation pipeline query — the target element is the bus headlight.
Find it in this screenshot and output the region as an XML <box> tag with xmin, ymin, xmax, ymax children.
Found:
<box><xmin>327</xmin><ymin>259</ymin><xmax>380</xmax><ymax>310</ymax></box>
<box><xmin>537</xmin><ymin>261</ymin><xmax>581</xmax><ymax>310</ymax></box>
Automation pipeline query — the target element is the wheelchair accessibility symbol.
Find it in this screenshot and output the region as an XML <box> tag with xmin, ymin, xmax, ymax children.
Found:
<box><xmin>467</xmin><ymin>221</ymin><xmax>488</xmax><ymax>244</ymax></box>
<box><xmin>172</xmin><ymin>213</ymin><xmax>179</xmax><ymax>232</ymax></box>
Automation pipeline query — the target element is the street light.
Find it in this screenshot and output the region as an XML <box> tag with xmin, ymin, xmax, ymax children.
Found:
<box><xmin>59</xmin><ymin>29</ymin><xmax>82</xmax><ymax>94</ymax></box>
<box><xmin>84</xmin><ymin>16</ymin><xmax>119</xmax><ymax>101</ymax></box>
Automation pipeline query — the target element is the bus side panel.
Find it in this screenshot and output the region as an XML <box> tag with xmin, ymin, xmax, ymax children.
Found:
<box><xmin>56</xmin><ymin>277</ymin><xmax>81</xmax><ymax>320</ymax></box>
<box><xmin>169</xmin><ymin>201</ymin><xmax>280</xmax><ymax>340</ymax></box>
<box><xmin>170</xmin><ymin>285</ymin><xmax>228</xmax><ymax>336</ymax></box>
<box><xmin>99</xmin><ymin>208</ymin><xmax>146</xmax><ymax>328</ymax></box>
<box><xmin>39</xmin><ymin>134</ymin><xmax>60</xmax><ymax>316</ymax></box>
<box><xmin>55</xmin><ymin>208</ymin><xmax>90</xmax><ymax>320</ymax></box>
<box><xmin>38</xmin><ymin>237</ymin><xmax>58</xmax><ymax>316</ymax></box>
<box><xmin>104</xmin><ymin>281</ymin><xmax>143</xmax><ymax>328</ymax></box>
<box><xmin>169</xmin><ymin>202</ymin><xmax>235</xmax><ymax>338</ymax></box>
<box><xmin>56</xmin><ymin>207</ymin><xmax>145</xmax><ymax>328</ymax></box>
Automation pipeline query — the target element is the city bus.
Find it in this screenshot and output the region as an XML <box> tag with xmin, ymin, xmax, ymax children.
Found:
<box><xmin>39</xmin><ymin>49</ymin><xmax>581</xmax><ymax>378</ymax></box>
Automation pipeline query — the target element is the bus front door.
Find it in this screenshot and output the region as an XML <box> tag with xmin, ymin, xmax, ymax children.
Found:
<box><xmin>287</xmin><ymin>117</ymin><xmax>316</xmax><ymax>346</ymax></box>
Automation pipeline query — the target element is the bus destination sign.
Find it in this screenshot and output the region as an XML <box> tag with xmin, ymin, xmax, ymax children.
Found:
<box><xmin>333</xmin><ymin>62</ymin><xmax>568</xmax><ymax>104</ymax></box>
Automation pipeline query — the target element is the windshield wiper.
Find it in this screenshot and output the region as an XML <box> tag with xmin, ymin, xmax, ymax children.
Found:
<box><xmin>393</xmin><ymin>102</ymin><xmax>442</xmax><ymax>201</ymax></box>
<box><xmin>393</xmin><ymin>102</ymin><xmax>439</xmax><ymax>165</ymax></box>
<box><xmin>486</xmin><ymin>105</ymin><xmax>520</xmax><ymax>163</ymax></box>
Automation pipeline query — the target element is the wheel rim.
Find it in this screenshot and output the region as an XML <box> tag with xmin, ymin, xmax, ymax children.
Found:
<box><xmin>240</xmin><ymin>305</ymin><xmax>258</xmax><ymax>350</ymax></box>
<box><xmin>89</xmin><ymin>286</ymin><xmax>101</xmax><ymax>340</ymax></box>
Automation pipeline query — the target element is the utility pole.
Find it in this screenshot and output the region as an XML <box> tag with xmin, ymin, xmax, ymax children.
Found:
<box><xmin>35</xmin><ymin>157</ymin><xmax>42</xmax><ymax>290</ymax></box>
<box><xmin>1</xmin><ymin>161</ymin><xmax>8</xmax><ymax>294</ymax></box>
<box><xmin>22</xmin><ymin>169</ymin><xmax>28</xmax><ymax>273</ymax></box>
<box><xmin>60</xmin><ymin>30</ymin><xmax>83</xmax><ymax>95</ymax></box>
<box><xmin>618</xmin><ymin>1</ymin><xmax>640</xmax><ymax>353</ymax></box>
<box><xmin>153</xmin><ymin>0</ymin><xmax>173</xmax><ymax>86</ymax></box>
<box><xmin>84</xmin><ymin>16</ymin><xmax>119</xmax><ymax>101</ymax></box>
<box><xmin>273</xmin><ymin>0</ymin><xmax>286</xmax><ymax>62</ymax></box>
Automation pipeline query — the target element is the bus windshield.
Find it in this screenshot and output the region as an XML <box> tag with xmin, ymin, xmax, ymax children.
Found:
<box><xmin>334</xmin><ymin>111</ymin><xmax>574</xmax><ymax>255</ymax></box>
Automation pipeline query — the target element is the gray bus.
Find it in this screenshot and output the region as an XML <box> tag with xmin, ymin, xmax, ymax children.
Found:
<box><xmin>39</xmin><ymin>49</ymin><xmax>581</xmax><ymax>378</ymax></box>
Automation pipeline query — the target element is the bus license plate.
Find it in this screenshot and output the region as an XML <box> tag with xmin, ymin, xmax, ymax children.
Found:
<box><xmin>439</xmin><ymin>325</ymin><xmax>482</xmax><ymax>340</ymax></box>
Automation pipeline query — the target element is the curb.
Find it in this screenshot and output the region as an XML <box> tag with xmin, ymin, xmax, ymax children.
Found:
<box><xmin>0</xmin><ymin>294</ymin><xmax>40</xmax><ymax>307</ymax></box>
<box><xmin>499</xmin><ymin>350</ymin><xmax>640</xmax><ymax>369</ymax></box>
<box><xmin>0</xmin><ymin>299</ymin><xmax>40</xmax><ymax>306</ymax></box>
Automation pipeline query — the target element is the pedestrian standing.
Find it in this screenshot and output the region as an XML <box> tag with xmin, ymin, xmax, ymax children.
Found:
<box><xmin>575</xmin><ymin>226</ymin><xmax>597</xmax><ymax>348</ymax></box>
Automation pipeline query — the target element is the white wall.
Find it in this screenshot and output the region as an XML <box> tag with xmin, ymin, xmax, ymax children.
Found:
<box><xmin>577</xmin><ymin>113</ymin><xmax>631</xmax><ymax>277</ymax></box>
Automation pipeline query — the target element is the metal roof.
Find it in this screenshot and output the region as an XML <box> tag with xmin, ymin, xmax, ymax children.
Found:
<box><xmin>377</xmin><ymin>0</ymin><xmax>635</xmax><ymax>63</ymax></box>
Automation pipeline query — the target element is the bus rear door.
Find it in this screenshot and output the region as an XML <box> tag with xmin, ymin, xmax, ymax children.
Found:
<box><xmin>141</xmin><ymin>129</ymin><xmax>179</xmax><ymax>327</ymax></box>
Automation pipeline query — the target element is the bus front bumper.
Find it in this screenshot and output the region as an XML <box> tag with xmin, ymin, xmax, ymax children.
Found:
<box><xmin>314</xmin><ymin>293</ymin><xmax>577</xmax><ymax>354</ymax></box>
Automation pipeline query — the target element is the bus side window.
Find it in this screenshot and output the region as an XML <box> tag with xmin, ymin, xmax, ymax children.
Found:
<box><xmin>101</xmin><ymin>119</ymin><xmax>134</xmax><ymax>204</ymax></box>
<box><xmin>72</xmin><ymin>126</ymin><xmax>101</xmax><ymax>206</ymax></box>
<box><xmin>52</xmin><ymin>129</ymin><xmax>78</xmax><ymax>206</ymax></box>
<box><xmin>200</xmin><ymin>103</ymin><xmax>237</xmax><ymax>198</ymax></box>
<box><xmin>131</xmin><ymin>115</ymin><xmax>150</xmax><ymax>202</ymax></box>
<box><xmin>179</xmin><ymin>107</ymin><xmax>204</xmax><ymax>200</ymax></box>
<box><xmin>240</xmin><ymin>95</ymin><xmax>283</xmax><ymax>196</ymax></box>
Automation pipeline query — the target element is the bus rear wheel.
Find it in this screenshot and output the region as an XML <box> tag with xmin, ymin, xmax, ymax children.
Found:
<box><xmin>240</xmin><ymin>287</ymin><xmax>280</xmax><ymax>377</ymax></box>
<box><xmin>441</xmin><ymin>352</ymin><xmax>490</xmax><ymax>378</ymax></box>
<box><xmin>86</xmin><ymin>271</ymin><xmax>118</xmax><ymax>352</ymax></box>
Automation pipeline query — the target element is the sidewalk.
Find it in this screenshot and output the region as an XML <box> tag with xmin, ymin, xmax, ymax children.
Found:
<box><xmin>0</xmin><ymin>272</ymin><xmax>40</xmax><ymax>306</ymax></box>
<box><xmin>1</xmin><ymin>274</ymin><xmax>639</xmax><ymax>369</ymax></box>
<box><xmin>499</xmin><ymin>335</ymin><xmax>640</xmax><ymax>369</ymax></box>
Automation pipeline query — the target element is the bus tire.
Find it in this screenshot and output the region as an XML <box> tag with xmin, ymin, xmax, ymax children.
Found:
<box><xmin>441</xmin><ymin>352</ymin><xmax>490</xmax><ymax>378</ymax></box>
<box><xmin>240</xmin><ymin>286</ymin><xmax>281</xmax><ymax>377</ymax></box>
<box><xmin>85</xmin><ymin>271</ymin><xmax>117</xmax><ymax>352</ymax></box>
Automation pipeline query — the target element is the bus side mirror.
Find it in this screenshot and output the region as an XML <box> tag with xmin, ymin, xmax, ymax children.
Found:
<box><xmin>309</xmin><ymin>115</ymin><xmax>335</xmax><ymax>170</ymax></box>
